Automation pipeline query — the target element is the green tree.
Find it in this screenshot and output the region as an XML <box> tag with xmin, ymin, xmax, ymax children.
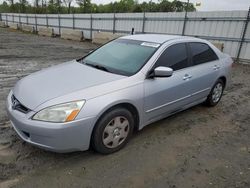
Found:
<box><xmin>159</xmin><ymin>0</ymin><xmax>173</xmax><ymax>12</ymax></box>
<box><xmin>7</xmin><ymin>0</ymin><xmax>16</xmax><ymax>12</ymax></box>
<box><xmin>171</xmin><ymin>0</ymin><xmax>184</xmax><ymax>12</ymax></box>
<box><xmin>63</xmin><ymin>0</ymin><xmax>73</xmax><ymax>13</ymax></box>
<box><xmin>47</xmin><ymin>0</ymin><xmax>56</xmax><ymax>13</ymax></box>
<box><xmin>77</xmin><ymin>0</ymin><xmax>91</xmax><ymax>13</ymax></box>
<box><xmin>0</xmin><ymin>0</ymin><xmax>196</xmax><ymax>14</ymax></box>
<box><xmin>133</xmin><ymin>3</ymin><xmax>143</xmax><ymax>12</ymax></box>
<box><xmin>18</xmin><ymin>0</ymin><xmax>28</xmax><ymax>12</ymax></box>
<box><xmin>118</xmin><ymin>0</ymin><xmax>135</xmax><ymax>12</ymax></box>
<box><xmin>0</xmin><ymin>1</ymin><xmax>10</xmax><ymax>12</ymax></box>
<box><xmin>55</xmin><ymin>0</ymin><xmax>62</xmax><ymax>13</ymax></box>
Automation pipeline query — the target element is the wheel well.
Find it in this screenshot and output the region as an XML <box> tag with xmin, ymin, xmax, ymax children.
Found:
<box><xmin>96</xmin><ymin>103</ymin><xmax>140</xmax><ymax>132</ymax></box>
<box><xmin>219</xmin><ymin>76</ymin><xmax>226</xmax><ymax>87</ymax></box>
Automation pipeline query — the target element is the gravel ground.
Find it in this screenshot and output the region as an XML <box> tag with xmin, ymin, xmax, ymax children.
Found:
<box><xmin>0</xmin><ymin>28</ymin><xmax>250</xmax><ymax>188</ymax></box>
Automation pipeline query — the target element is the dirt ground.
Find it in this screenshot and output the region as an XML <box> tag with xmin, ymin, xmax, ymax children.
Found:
<box><xmin>0</xmin><ymin>28</ymin><xmax>250</xmax><ymax>188</ymax></box>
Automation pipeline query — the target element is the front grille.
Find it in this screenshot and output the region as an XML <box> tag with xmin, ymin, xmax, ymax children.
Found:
<box><xmin>11</xmin><ymin>95</ymin><xmax>31</xmax><ymax>114</ymax></box>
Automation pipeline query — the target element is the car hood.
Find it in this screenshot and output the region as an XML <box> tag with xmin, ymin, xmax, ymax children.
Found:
<box><xmin>13</xmin><ymin>60</ymin><xmax>125</xmax><ymax>110</ymax></box>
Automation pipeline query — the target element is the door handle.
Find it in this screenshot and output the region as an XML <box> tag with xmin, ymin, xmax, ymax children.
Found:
<box><xmin>183</xmin><ymin>74</ymin><xmax>192</xmax><ymax>80</ymax></box>
<box><xmin>213</xmin><ymin>65</ymin><xmax>220</xmax><ymax>70</ymax></box>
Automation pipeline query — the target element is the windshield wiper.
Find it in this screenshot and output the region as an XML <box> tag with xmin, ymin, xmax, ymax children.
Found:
<box><xmin>85</xmin><ymin>62</ymin><xmax>112</xmax><ymax>73</ymax></box>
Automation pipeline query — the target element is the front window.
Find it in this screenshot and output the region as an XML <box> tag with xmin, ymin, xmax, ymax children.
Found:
<box><xmin>155</xmin><ymin>43</ymin><xmax>189</xmax><ymax>71</ymax></box>
<box><xmin>82</xmin><ymin>39</ymin><xmax>159</xmax><ymax>76</ymax></box>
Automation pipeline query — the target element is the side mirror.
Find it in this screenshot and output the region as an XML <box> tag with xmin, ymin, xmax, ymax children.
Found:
<box><xmin>149</xmin><ymin>66</ymin><xmax>173</xmax><ymax>78</ymax></box>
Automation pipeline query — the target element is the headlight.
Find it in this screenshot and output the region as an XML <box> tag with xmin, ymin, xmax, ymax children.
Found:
<box><xmin>32</xmin><ymin>100</ymin><xmax>85</xmax><ymax>123</ymax></box>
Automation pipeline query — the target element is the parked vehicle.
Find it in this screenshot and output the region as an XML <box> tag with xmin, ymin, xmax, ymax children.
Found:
<box><xmin>6</xmin><ymin>34</ymin><xmax>233</xmax><ymax>154</ymax></box>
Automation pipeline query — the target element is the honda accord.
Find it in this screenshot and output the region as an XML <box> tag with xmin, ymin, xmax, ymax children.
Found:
<box><xmin>6</xmin><ymin>34</ymin><xmax>233</xmax><ymax>154</ymax></box>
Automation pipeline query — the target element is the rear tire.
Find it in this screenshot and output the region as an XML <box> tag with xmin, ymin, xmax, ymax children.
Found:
<box><xmin>205</xmin><ymin>79</ymin><xmax>224</xmax><ymax>107</ymax></box>
<box><xmin>91</xmin><ymin>108</ymin><xmax>134</xmax><ymax>154</ymax></box>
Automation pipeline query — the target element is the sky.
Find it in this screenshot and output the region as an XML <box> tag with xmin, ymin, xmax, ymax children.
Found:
<box><xmin>0</xmin><ymin>0</ymin><xmax>249</xmax><ymax>11</ymax></box>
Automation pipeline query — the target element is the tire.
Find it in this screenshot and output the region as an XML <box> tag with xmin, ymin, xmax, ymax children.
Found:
<box><xmin>91</xmin><ymin>107</ymin><xmax>135</xmax><ymax>154</ymax></box>
<box><xmin>205</xmin><ymin>79</ymin><xmax>225</xmax><ymax>107</ymax></box>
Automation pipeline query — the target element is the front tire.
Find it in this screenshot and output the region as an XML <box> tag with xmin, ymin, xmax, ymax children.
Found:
<box><xmin>206</xmin><ymin>79</ymin><xmax>224</xmax><ymax>106</ymax></box>
<box><xmin>91</xmin><ymin>108</ymin><xmax>134</xmax><ymax>154</ymax></box>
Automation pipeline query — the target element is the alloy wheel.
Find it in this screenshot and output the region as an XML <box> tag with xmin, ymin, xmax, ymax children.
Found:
<box><xmin>212</xmin><ymin>82</ymin><xmax>223</xmax><ymax>103</ymax></box>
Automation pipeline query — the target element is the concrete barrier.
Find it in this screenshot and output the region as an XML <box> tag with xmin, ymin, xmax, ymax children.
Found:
<box><xmin>38</xmin><ymin>27</ymin><xmax>54</xmax><ymax>37</ymax></box>
<box><xmin>61</xmin><ymin>29</ymin><xmax>84</xmax><ymax>41</ymax></box>
<box><xmin>21</xmin><ymin>24</ymin><xmax>35</xmax><ymax>33</ymax></box>
<box><xmin>92</xmin><ymin>32</ymin><xmax>123</xmax><ymax>44</ymax></box>
<box><xmin>8</xmin><ymin>23</ymin><xmax>18</xmax><ymax>30</ymax></box>
<box><xmin>212</xmin><ymin>42</ymin><xmax>224</xmax><ymax>52</ymax></box>
<box><xmin>0</xmin><ymin>21</ymin><xmax>7</xmax><ymax>28</ymax></box>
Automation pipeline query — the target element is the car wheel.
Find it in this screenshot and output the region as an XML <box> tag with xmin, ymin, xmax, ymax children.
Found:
<box><xmin>206</xmin><ymin>79</ymin><xmax>224</xmax><ymax>106</ymax></box>
<box><xmin>91</xmin><ymin>108</ymin><xmax>134</xmax><ymax>154</ymax></box>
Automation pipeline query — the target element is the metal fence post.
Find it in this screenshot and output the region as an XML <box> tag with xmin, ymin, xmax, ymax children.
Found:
<box><xmin>73</xmin><ymin>14</ymin><xmax>75</xmax><ymax>29</ymax></box>
<box><xmin>58</xmin><ymin>14</ymin><xmax>61</xmax><ymax>35</ymax></box>
<box><xmin>142</xmin><ymin>12</ymin><xmax>146</xmax><ymax>34</ymax></box>
<box><xmin>112</xmin><ymin>13</ymin><xmax>116</xmax><ymax>34</ymax></box>
<box><xmin>182</xmin><ymin>15</ymin><xmax>187</xmax><ymax>36</ymax></box>
<box><xmin>0</xmin><ymin>13</ymin><xmax>2</xmax><ymax>21</ymax></box>
<box><xmin>26</xmin><ymin>14</ymin><xmax>28</xmax><ymax>25</ymax></box>
<box><xmin>46</xmin><ymin>14</ymin><xmax>48</xmax><ymax>27</ymax></box>
<box><xmin>12</xmin><ymin>14</ymin><xmax>14</xmax><ymax>23</ymax></box>
<box><xmin>90</xmin><ymin>14</ymin><xmax>93</xmax><ymax>39</ymax></box>
<box><xmin>35</xmin><ymin>14</ymin><xmax>38</xmax><ymax>33</ymax></box>
<box><xmin>6</xmin><ymin>14</ymin><xmax>8</xmax><ymax>26</ymax></box>
<box><xmin>182</xmin><ymin>0</ymin><xmax>189</xmax><ymax>35</ymax></box>
<box><xmin>236</xmin><ymin>6</ymin><xmax>250</xmax><ymax>63</ymax></box>
<box><xmin>19</xmin><ymin>14</ymin><xmax>21</xmax><ymax>28</ymax></box>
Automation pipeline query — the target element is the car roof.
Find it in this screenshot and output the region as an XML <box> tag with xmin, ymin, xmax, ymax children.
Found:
<box><xmin>120</xmin><ymin>34</ymin><xmax>196</xmax><ymax>44</ymax></box>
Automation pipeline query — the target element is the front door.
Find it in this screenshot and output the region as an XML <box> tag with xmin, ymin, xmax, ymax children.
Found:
<box><xmin>144</xmin><ymin>43</ymin><xmax>194</xmax><ymax>124</ymax></box>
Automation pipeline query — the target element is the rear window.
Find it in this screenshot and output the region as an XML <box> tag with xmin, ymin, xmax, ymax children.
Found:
<box><xmin>189</xmin><ymin>42</ymin><xmax>218</xmax><ymax>65</ymax></box>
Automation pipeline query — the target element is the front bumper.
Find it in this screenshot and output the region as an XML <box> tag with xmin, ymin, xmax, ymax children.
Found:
<box><xmin>6</xmin><ymin>92</ymin><xmax>96</xmax><ymax>153</ymax></box>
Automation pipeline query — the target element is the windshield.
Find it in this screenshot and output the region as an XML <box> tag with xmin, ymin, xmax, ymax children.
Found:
<box><xmin>82</xmin><ymin>39</ymin><xmax>159</xmax><ymax>76</ymax></box>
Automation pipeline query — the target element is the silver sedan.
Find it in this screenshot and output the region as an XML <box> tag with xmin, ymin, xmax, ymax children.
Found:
<box><xmin>6</xmin><ymin>34</ymin><xmax>233</xmax><ymax>154</ymax></box>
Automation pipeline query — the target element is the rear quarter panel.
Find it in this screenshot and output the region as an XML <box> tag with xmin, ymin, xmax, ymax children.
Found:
<box><xmin>219</xmin><ymin>54</ymin><xmax>233</xmax><ymax>89</ymax></box>
<box><xmin>206</xmin><ymin>41</ymin><xmax>233</xmax><ymax>90</ymax></box>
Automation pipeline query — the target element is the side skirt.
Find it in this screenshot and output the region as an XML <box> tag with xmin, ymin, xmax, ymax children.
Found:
<box><xmin>139</xmin><ymin>97</ymin><xmax>207</xmax><ymax>130</ymax></box>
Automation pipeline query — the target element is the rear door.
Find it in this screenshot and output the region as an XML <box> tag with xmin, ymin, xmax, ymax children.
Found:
<box><xmin>187</xmin><ymin>42</ymin><xmax>221</xmax><ymax>101</ymax></box>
